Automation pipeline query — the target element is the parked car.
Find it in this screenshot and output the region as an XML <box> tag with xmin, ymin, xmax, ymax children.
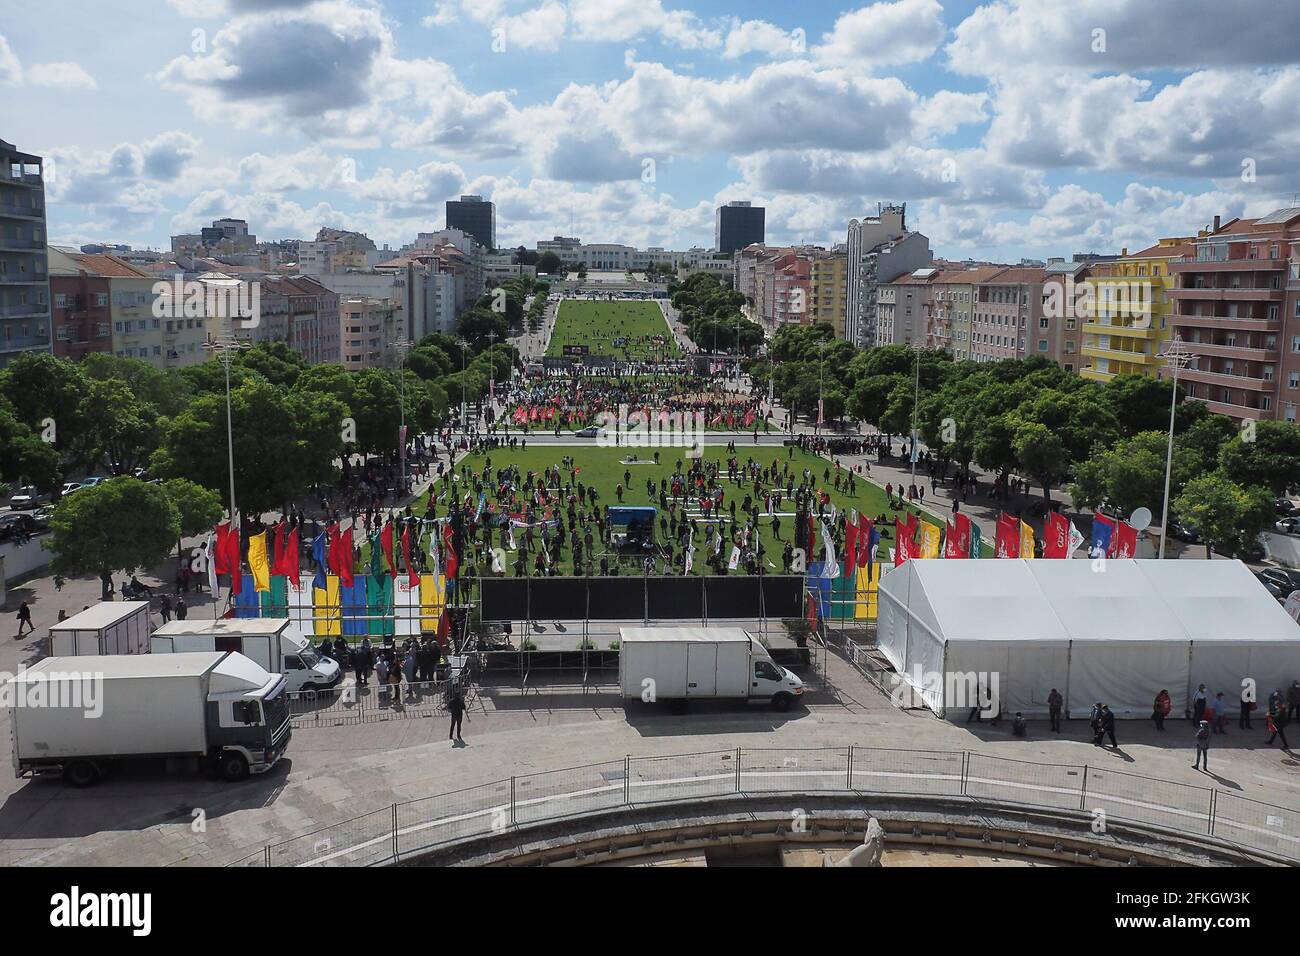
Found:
<box><xmin>30</xmin><ymin>506</ymin><xmax>55</xmax><ymax>531</ymax></box>
<box><xmin>7</xmin><ymin>486</ymin><xmax>44</xmax><ymax>510</ymax></box>
<box><xmin>1253</xmin><ymin>571</ymin><xmax>1286</xmax><ymax>602</ymax></box>
<box><xmin>79</xmin><ymin>476</ymin><xmax>108</xmax><ymax>488</ymax></box>
<box><xmin>1275</xmin><ymin>516</ymin><xmax>1300</xmax><ymax>534</ymax></box>
<box><xmin>573</xmin><ymin>426</ymin><xmax>602</xmax><ymax>438</ymax></box>
<box><xmin>60</xmin><ymin>481</ymin><xmax>83</xmax><ymax>497</ymax></box>
<box><xmin>0</xmin><ymin>513</ymin><xmax>39</xmax><ymax>542</ymax></box>
<box><xmin>1275</xmin><ymin>498</ymin><xmax>1300</xmax><ymax>517</ymax></box>
<box><xmin>1258</xmin><ymin>567</ymin><xmax>1300</xmax><ymax>596</ymax></box>
<box><xmin>1168</xmin><ymin>517</ymin><xmax>1200</xmax><ymax>543</ymax></box>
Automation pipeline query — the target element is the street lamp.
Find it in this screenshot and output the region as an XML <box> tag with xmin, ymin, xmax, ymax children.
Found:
<box><xmin>393</xmin><ymin>337</ymin><xmax>413</xmax><ymax>496</ymax></box>
<box><xmin>201</xmin><ymin>332</ymin><xmax>251</xmax><ymax>526</ymax></box>
<box><xmin>1157</xmin><ymin>335</ymin><xmax>1196</xmax><ymax>559</ymax></box>
<box><xmin>909</xmin><ymin>342</ymin><xmax>924</xmax><ymax>489</ymax></box>
<box><xmin>456</xmin><ymin>336</ymin><xmax>471</xmax><ymax>436</ymax></box>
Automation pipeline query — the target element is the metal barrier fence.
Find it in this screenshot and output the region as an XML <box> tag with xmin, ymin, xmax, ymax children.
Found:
<box><xmin>230</xmin><ymin>746</ymin><xmax>1300</xmax><ymax>866</ymax></box>
<box><xmin>287</xmin><ymin>669</ymin><xmax>471</xmax><ymax>727</ymax></box>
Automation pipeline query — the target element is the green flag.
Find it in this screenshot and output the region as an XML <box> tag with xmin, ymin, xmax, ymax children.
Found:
<box><xmin>969</xmin><ymin>521</ymin><xmax>982</xmax><ymax>559</ymax></box>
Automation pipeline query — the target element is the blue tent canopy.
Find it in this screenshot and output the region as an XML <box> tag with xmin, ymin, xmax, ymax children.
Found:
<box><xmin>606</xmin><ymin>506</ymin><xmax>656</xmax><ymax>526</ymax></box>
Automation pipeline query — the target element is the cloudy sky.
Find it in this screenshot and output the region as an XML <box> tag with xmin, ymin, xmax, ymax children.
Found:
<box><xmin>3</xmin><ymin>0</ymin><xmax>1298</xmax><ymax>260</ymax></box>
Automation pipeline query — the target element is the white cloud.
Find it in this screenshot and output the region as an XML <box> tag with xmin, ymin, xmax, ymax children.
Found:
<box><xmin>814</xmin><ymin>0</ymin><xmax>946</xmax><ymax>69</ymax></box>
<box><xmin>567</xmin><ymin>0</ymin><xmax>721</xmax><ymax>50</ymax></box>
<box><xmin>27</xmin><ymin>62</ymin><xmax>98</xmax><ymax>91</ymax></box>
<box><xmin>722</xmin><ymin>19</ymin><xmax>803</xmax><ymax>60</ymax></box>
<box><xmin>0</xmin><ymin>34</ymin><xmax>22</xmax><ymax>85</ymax></box>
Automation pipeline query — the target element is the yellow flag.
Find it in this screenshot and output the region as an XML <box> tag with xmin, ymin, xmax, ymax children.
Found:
<box><xmin>920</xmin><ymin>521</ymin><xmax>942</xmax><ymax>558</ymax></box>
<box><xmin>248</xmin><ymin>531</ymin><xmax>272</xmax><ymax>592</ymax></box>
<box><xmin>1020</xmin><ymin>520</ymin><xmax>1036</xmax><ymax>559</ymax></box>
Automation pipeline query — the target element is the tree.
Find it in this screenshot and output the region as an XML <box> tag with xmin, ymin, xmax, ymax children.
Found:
<box><xmin>1218</xmin><ymin>420</ymin><xmax>1300</xmax><ymax>497</ymax></box>
<box><xmin>0</xmin><ymin>399</ymin><xmax>61</xmax><ymax>493</ymax></box>
<box><xmin>1069</xmin><ymin>430</ymin><xmax>1201</xmax><ymax>518</ymax></box>
<box><xmin>161</xmin><ymin>477</ymin><xmax>224</xmax><ymax>573</ymax></box>
<box><xmin>536</xmin><ymin>251</ymin><xmax>561</xmax><ymax>274</ymax></box>
<box><xmin>46</xmin><ymin>477</ymin><xmax>181</xmax><ymax>599</ymax></box>
<box><xmin>74</xmin><ymin>377</ymin><xmax>160</xmax><ymax>475</ymax></box>
<box><xmin>455</xmin><ymin>307</ymin><xmax>508</xmax><ymax>352</ymax></box>
<box><xmin>0</xmin><ymin>351</ymin><xmax>87</xmax><ymax>452</ymax></box>
<box><xmin>1173</xmin><ymin>473</ymin><xmax>1274</xmax><ymax>560</ymax></box>
<box><xmin>151</xmin><ymin>378</ymin><xmax>347</xmax><ymax>514</ymax></box>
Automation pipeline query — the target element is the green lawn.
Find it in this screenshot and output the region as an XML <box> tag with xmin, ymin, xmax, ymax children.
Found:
<box><xmin>546</xmin><ymin>300</ymin><xmax>682</xmax><ymax>360</ymax></box>
<box><xmin>413</xmin><ymin>445</ymin><xmax>980</xmax><ymax>575</ymax></box>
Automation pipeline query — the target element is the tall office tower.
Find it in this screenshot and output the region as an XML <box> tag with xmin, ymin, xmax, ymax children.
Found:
<box><xmin>715</xmin><ymin>201</ymin><xmax>766</xmax><ymax>256</ymax></box>
<box><xmin>445</xmin><ymin>195</ymin><xmax>496</xmax><ymax>252</ymax></box>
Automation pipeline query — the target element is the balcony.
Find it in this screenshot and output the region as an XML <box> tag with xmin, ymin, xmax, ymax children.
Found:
<box><xmin>0</xmin><ymin>203</ymin><xmax>44</xmax><ymax>221</ymax></box>
<box><xmin>1179</xmin><ymin>367</ymin><xmax>1275</xmax><ymax>393</ymax></box>
<box><xmin>1179</xmin><ymin>341</ymin><xmax>1277</xmax><ymax>362</ymax></box>
<box><xmin>0</xmin><ymin>237</ymin><xmax>43</xmax><ymax>252</ymax></box>
<box><xmin>1167</xmin><ymin>287</ymin><xmax>1283</xmax><ymax>302</ymax></box>
<box><xmin>1170</xmin><ymin>258</ymin><xmax>1287</xmax><ymax>272</ymax></box>
<box><xmin>1169</xmin><ymin>313</ymin><xmax>1279</xmax><ymax>332</ymax></box>
<box><xmin>1081</xmin><ymin>322</ymin><xmax>1160</xmax><ymax>340</ymax></box>
<box><xmin>1080</xmin><ymin>344</ymin><xmax>1157</xmax><ymax>365</ymax></box>
<box><xmin>1199</xmin><ymin>398</ymin><xmax>1273</xmax><ymax>420</ymax></box>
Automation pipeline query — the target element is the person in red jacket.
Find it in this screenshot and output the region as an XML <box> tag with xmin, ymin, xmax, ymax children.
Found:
<box><xmin>1152</xmin><ymin>689</ymin><xmax>1172</xmax><ymax>731</ymax></box>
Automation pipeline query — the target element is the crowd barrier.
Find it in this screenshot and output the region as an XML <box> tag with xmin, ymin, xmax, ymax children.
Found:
<box><xmin>227</xmin><ymin>745</ymin><xmax>1300</xmax><ymax>866</ymax></box>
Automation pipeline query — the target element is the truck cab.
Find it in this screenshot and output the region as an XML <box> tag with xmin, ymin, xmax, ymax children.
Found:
<box><xmin>750</xmin><ymin>652</ymin><xmax>805</xmax><ymax>711</ymax></box>
<box><xmin>204</xmin><ymin>653</ymin><xmax>292</xmax><ymax>781</ymax></box>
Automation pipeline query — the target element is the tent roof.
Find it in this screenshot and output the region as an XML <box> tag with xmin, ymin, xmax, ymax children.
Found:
<box><xmin>879</xmin><ymin>559</ymin><xmax>1298</xmax><ymax>645</ymax></box>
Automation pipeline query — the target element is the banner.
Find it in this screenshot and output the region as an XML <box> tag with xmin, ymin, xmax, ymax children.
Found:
<box><xmin>1043</xmin><ymin>512</ymin><xmax>1070</xmax><ymax>558</ymax></box>
<box><xmin>944</xmin><ymin>513</ymin><xmax>971</xmax><ymax>558</ymax></box>
<box><xmin>895</xmin><ymin>515</ymin><xmax>917</xmax><ymax>566</ymax></box>
<box><xmin>1112</xmin><ymin>519</ymin><xmax>1138</xmax><ymax>559</ymax></box>
<box><xmin>1068</xmin><ymin>520</ymin><xmax>1086</xmax><ymax>557</ymax></box>
<box><xmin>1020</xmin><ymin>520</ymin><xmax>1036</xmax><ymax>560</ymax></box>
<box><xmin>994</xmin><ymin>512</ymin><xmax>1020</xmax><ymax>558</ymax></box>
<box><xmin>919</xmin><ymin>521</ymin><xmax>941</xmax><ymax>559</ymax></box>
<box><xmin>247</xmin><ymin>531</ymin><xmax>271</xmax><ymax>593</ymax></box>
<box><xmin>1091</xmin><ymin>514</ymin><xmax>1116</xmax><ymax>558</ymax></box>
<box><xmin>969</xmin><ymin>520</ymin><xmax>982</xmax><ymax>559</ymax></box>
<box><xmin>820</xmin><ymin>520</ymin><xmax>840</xmax><ymax>578</ymax></box>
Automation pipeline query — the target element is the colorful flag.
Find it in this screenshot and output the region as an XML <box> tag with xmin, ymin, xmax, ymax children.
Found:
<box><xmin>820</xmin><ymin>520</ymin><xmax>840</xmax><ymax>578</ymax></box>
<box><xmin>844</xmin><ymin>516</ymin><xmax>859</xmax><ymax>572</ymax></box>
<box><xmin>1090</xmin><ymin>514</ymin><xmax>1116</xmax><ymax>558</ymax></box>
<box><xmin>969</xmin><ymin>520</ymin><xmax>982</xmax><ymax>559</ymax></box>
<box><xmin>443</xmin><ymin>523</ymin><xmax>459</xmax><ymax>580</ymax></box>
<box><xmin>944</xmin><ymin>513</ymin><xmax>971</xmax><ymax>558</ymax></box>
<box><xmin>1112</xmin><ymin>519</ymin><xmax>1138</xmax><ymax>559</ymax></box>
<box><xmin>994</xmin><ymin>512</ymin><xmax>1020</xmax><ymax>558</ymax></box>
<box><xmin>247</xmin><ymin>531</ymin><xmax>271</xmax><ymax>593</ymax></box>
<box><xmin>213</xmin><ymin>522</ymin><xmax>232</xmax><ymax>575</ymax></box>
<box><xmin>1043</xmin><ymin>512</ymin><xmax>1070</xmax><ymax>558</ymax></box>
<box><xmin>270</xmin><ymin>521</ymin><xmax>288</xmax><ymax>576</ymax></box>
<box><xmin>919</xmin><ymin>520</ymin><xmax>941</xmax><ymax>558</ymax></box>
<box><xmin>1067</xmin><ymin>519</ymin><xmax>1086</xmax><ymax>557</ymax></box>
<box><xmin>205</xmin><ymin>534</ymin><xmax>219</xmax><ymax>596</ymax></box>
<box><xmin>225</xmin><ymin>523</ymin><xmax>242</xmax><ymax>595</ymax></box>
<box><xmin>1020</xmin><ymin>520</ymin><xmax>1036</xmax><ymax>559</ymax></box>
<box><xmin>311</xmin><ymin>531</ymin><xmax>328</xmax><ymax>591</ymax></box>
<box><xmin>806</xmin><ymin>589</ymin><xmax>819</xmax><ymax>629</ymax></box>
<box><xmin>401</xmin><ymin>524</ymin><xmax>418</xmax><ymax>587</ymax></box>
<box><xmin>895</xmin><ymin>515</ymin><xmax>918</xmax><ymax>566</ymax></box>
<box><xmin>381</xmin><ymin>520</ymin><xmax>397</xmax><ymax>578</ymax></box>
<box><xmin>332</xmin><ymin>523</ymin><xmax>355</xmax><ymax>588</ymax></box>
<box><xmin>856</xmin><ymin>515</ymin><xmax>876</xmax><ymax>568</ymax></box>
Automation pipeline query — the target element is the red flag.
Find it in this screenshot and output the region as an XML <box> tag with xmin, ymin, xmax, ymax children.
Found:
<box><xmin>945</xmin><ymin>513</ymin><xmax>972</xmax><ymax>558</ymax></box>
<box><xmin>806</xmin><ymin>589</ymin><xmax>819</xmax><ymax>629</ymax></box>
<box><xmin>856</xmin><ymin>515</ymin><xmax>874</xmax><ymax>568</ymax></box>
<box><xmin>1112</xmin><ymin>519</ymin><xmax>1137</xmax><ymax>559</ymax></box>
<box><xmin>844</xmin><ymin>518</ymin><xmax>859</xmax><ymax>572</ymax></box>
<box><xmin>435</xmin><ymin>607</ymin><xmax>451</xmax><ymax>647</ymax></box>
<box><xmin>225</xmin><ymin>524</ymin><xmax>242</xmax><ymax>595</ymax></box>
<box><xmin>401</xmin><ymin>524</ymin><xmax>417</xmax><ymax>587</ymax></box>
<box><xmin>330</xmin><ymin>523</ymin><xmax>354</xmax><ymax>588</ymax></box>
<box><xmin>995</xmin><ymin>512</ymin><xmax>1021</xmax><ymax>558</ymax></box>
<box><xmin>806</xmin><ymin>512</ymin><xmax>817</xmax><ymax>559</ymax></box>
<box><xmin>213</xmin><ymin>522</ymin><xmax>232</xmax><ymax>575</ymax></box>
<box><xmin>894</xmin><ymin>517</ymin><xmax>917</xmax><ymax>566</ymax></box>
<box><xmin>1043</xmin><ymin>512</ymin><xmax>1070</xmax><ymax>558</ymax></box>
<box><xmin>270</xmin><ymin>521</ymin><xmax>287</xmax><ymax>575</ymax></box>
<box><xmin>443</xmin><ymin>523</ymin><xmax>459</xmax><ymax>581</ymax></box>
<box><xmin>381</xmin><ymin>520</ymin><xmax>396</xmax><ymax>578</ymax></box>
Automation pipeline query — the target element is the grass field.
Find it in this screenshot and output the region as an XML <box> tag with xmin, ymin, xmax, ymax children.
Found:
<box><xmin>412</xmin><ymin>445</ymin><xmax>986</xmax><ymax>575</ymax></box>
<box><xmin>546</xmin><ymin>300</ymin><xmax>682</xmax><ymax>360</ymax></box>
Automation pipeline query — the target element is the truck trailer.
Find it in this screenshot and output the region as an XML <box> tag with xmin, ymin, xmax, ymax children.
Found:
<box><xmin>151</xmin><ymin>618</ymin><xmax>340</xmax><ymax>693</ymax></box>
<box><xmin>7</xmin><ymin>652</ymin><xmax>291</xmax><ymax>786</ymax></box>
<box><xmin>48</xmin><ymin>601</ymin><xmax>152</xmax><ymax>657</ymax></box>
<box><xmin>618</xmin><ymin>627</ymin><xmax>805</xmax><ymax>710</ymax></box>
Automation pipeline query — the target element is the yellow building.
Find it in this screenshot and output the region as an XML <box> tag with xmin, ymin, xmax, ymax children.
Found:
<box><xmin>1079</xmin><ymin>238</ymin><xmax>1193</xmax><ymax>381</ymax></box>
<box><xmin>809</xmin><ymin>252</ymin><xmax>847</xmax><ymax>338</ymax></box>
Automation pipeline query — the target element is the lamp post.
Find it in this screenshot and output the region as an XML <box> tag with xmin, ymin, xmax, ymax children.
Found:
<box><xmin>202</xmin><ymin>332</ymin><xmax>250</xmax><ymax>620</ymax></box>
<box><xmin>909</xmin><ymin>342</ymin><xmax>923</xmax><ymax>489</ymax></box>
<box><xmin>456</xmin><ymin>336</ymin><xmax>471</xmax><ymax>436</ymax></box>
<box><xmin>393</xmin><ymin>337</ymin><xmax>412</xmax><ymax>497</ymax></box>
<box><xmin>1157</xmin><ymin>335</ymin><xmax>1196</xmax><ymax>559</ymax></box>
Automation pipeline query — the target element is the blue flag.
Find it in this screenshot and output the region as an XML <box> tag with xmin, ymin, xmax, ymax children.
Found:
<box><xmin>1090</xmin><ymin>515</ymin><xmax>1114</xmax><ymax>558</ymax></box>
<box><xmin>311</xmin><ymin>531</ymin><xmax>328</xmax><ymax>591</ymax></box>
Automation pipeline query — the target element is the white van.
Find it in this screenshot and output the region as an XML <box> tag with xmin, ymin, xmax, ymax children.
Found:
<box><xmin>152</xmin><ymin>618</ymin><xmax>341</xmax><ymax>693</ymax></box>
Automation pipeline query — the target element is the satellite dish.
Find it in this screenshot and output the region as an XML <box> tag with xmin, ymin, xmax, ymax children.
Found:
<box><xmin>1129</xmin><ymin>507</ymin><xmax>1153</xmax><ymax>532</ymax></box>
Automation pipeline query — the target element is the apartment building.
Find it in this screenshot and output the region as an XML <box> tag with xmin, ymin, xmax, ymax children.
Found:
<box><xmin>1079</xmin><ymin>238</ymin><xmax>1191</xmax><ymax>382</ymax></box>
<box><xmin>0</xmin><ymin>140</ymin><xmax>51</xmax><ymax>366</ymax></box>
<box><xmin>928</xmin><ymin>268</ymin><xmax>1003</xmax><ymax>359</ymax></box>
<box><xmin>846</xmin><ymin>204</ymin><xmax>932</xmax><ymax>347</ymax></box>
<box><xmin>809</xmin><ymin>252</ymin><xmax>848</xmax><ymax>336</ymax></box>
<box><xmin>148</xmin><ymin>271</ymin><xmax>229</xmax><ymax>368</ymax></box>
<box><xmin>254</xmin><ymin>276</ymin><xmax>340</xmax><ymax>364</ymax></box>
<box><xmin>1167</xmin><ymin>208</ymin><xmax>1300</xmax><ymax>423</ymax></box>
<box><xmin>47</xmin><ymin>247</ymin><xmax>112</xmax><ymax>361</ymax></box>
<box><xmin>969</xmin><ymin>267</ymin><xmax>1047</xmax><ymax>363</ymax></box>
<box><xmin>339</xmin><ymin>296</ymin><xmax>400</xmax><ymax>368</ymax></box>
<box><xmin>1039</xmin><ymin>260</ymin><xmax>1090</xmax><ymax>372</ymax></box>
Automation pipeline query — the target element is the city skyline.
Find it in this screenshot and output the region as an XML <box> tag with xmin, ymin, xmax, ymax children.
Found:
<box><xmin>2</xmin><ymin>0</ymin><xmax>1299</xmax><ymax>260</ymax></box>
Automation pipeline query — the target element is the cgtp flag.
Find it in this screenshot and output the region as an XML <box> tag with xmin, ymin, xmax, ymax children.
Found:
<box><xmin>944</xmin><ymin>513</ymin><xmax>971</xmax><ymax>558</ymax></box>
<box><xmin>919</xmin><ymin>521</ymin><xmax>941</xmax><ymax>559</ymax></box>
<box><xmin>1043</xmin><ymin>512</ymin><xmax>1070</xmax><ymax>558</ymax></box>
<box><xmin>994</xmin><ymin>512</ymin><xmax>1020</xmax><ymax>558</ymax></box>
<box><xmin>1112</xmin><ymin>519</ymin><xmax>1138</xmax><ymax>559</ymax></box>
<box><xmin>895</xmin><ymin>516</ymin><xmax>918</xmax><ymax>566</ymax></box>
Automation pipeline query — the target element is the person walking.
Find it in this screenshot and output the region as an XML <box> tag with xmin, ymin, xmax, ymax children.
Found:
<box><xmin>1047</xmin><ymin>688</ymin><xmax>1063</xmax><ymax>733</ymax></box>
<box><xmin>158</xmin><ymin>593</ymin><xmax>173</xmax><ymax>623</ymax></box>
<box><xmin>1239</xmin><ymin>690</ymin><xmax>1254</xmax><ymax>730</ymax></box>
<box><xmin>1089</xmin><ymin>701</ymin><xmax>1104</xmax><ymax>745</ymax></box>
<box><xmin>1266</xmin><ymin>706</ymin><xmax>1291</xmax><ymax>749</ymax></box>
<box><xmin>448</xmin><ymin>688</ymin><xmax>466</xmax><ymax>741</ymax></box>
<box><xmin>175</xmin><ymin>596</ymin><xmax>188</xmax><ymax>621</ymax></box>
<box><xmin>1100</xmin><ymin>704</ymin><xmax>1118</xmax><ymax>748</ymax></box>
<box><xmin>1210</xmin><ymin>692</ymin><xmax>1227</xmax><ymax>734</ymax></box>
<box><xmin>1152</xmin><ymin>689</ymin><xmax>1171</xmax><ymax>731</ymax></box>
<box><xmin>15</xmin><ymin>601</ymin><xmax>33</xmax><ymax>638</ymax></box>
<box><xmin>1191</xmin><ymin>683</ymin><xmax>1208</xmax><ymax>723</ymax></box>
<box><xmin>1193</xmin><ymin>720</ymin><xmax>1210</xmax><ymax>771</ymax></box>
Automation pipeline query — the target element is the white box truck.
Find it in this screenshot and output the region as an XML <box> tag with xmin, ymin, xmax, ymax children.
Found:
<box><xmin>618</xmin><ymin>627</ymin><xmax>805</xmax><ymax>711</ymax></box>
<box><xmin>8</xmin><ymin>651</ymin><xmax>291</xmax><ymax>787</ymax></box>
<box><xmin>48</xmin><ymin>601</ymin><xmax>152</xmax><ymax>657</ymax></box>
<box><xmin>151</xmin><ymin>618</ymin><xmax>341</xmax><ymax>693</ymax></box>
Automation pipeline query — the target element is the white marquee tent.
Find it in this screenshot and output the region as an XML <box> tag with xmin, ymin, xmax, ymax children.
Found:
<box><xmin>876</xmin><ymin>559</ymin><xmax>1299</xmax><ymax>720</ymax></box>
